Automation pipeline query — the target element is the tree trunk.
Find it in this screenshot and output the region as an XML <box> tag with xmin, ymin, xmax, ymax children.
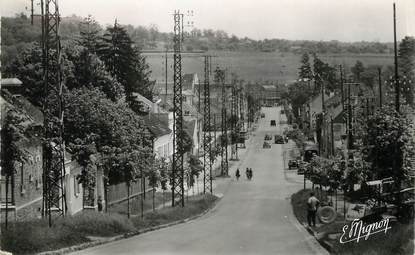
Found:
<box><xmin>5</xmin><ymin>175</ymin><xmax>9</xmax><ymax>229</ymax></box>
<box><xmin>152</xmin><ymin>186</ymin><xmax>155</xmax><ymax>212</ymax></box>
<box><xmin>127</xmin><ymin>182</ymin><xmax>130</xmax><ymax>218</ymax></box>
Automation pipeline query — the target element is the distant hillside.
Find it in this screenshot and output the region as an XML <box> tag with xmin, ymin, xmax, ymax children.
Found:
<box><xmin>1</xmin><ymin>13</ymin><xmax>394</xmax><ymax>68</ymax></box>
<box><xmin>146</xmin><ymin>51</ymin><xmax>394</xmax><ymax>85</ymax></box>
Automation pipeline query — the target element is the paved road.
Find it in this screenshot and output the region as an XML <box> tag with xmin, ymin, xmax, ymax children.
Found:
<box><xmin>74</xmin><ymin>107</ymin><xmax>327</xmax><ymax>255</ymax></box>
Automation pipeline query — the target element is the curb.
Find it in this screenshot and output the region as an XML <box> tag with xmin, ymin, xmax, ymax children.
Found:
<box><xmin>37</xmin><ymin>195</ymin><xmax>222</xmax><ymax>255</ymax></box>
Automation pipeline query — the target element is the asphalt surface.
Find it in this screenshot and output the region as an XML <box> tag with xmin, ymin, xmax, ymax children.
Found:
<box><xmin>74</xmin><ymin>106</ymin><xmax>327</xmax><ymax>255</ymax></box>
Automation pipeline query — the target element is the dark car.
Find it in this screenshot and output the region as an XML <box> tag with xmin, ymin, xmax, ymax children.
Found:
<box><xmin>261</xmin><ymin>113</ymin><xmax>265</xmax><ymax>118</ymax></box>
<box><xmin>270</xmin><ymin>120</ymin><xmax>276</xmax><ymax>126</ymax></box>
<box><xmin>288</xmin><ymin>159</ymin><xmax>298</xmax><ymax>169</ymax></box>
<box><xmin>264</xmin><ymin>134</ymin><xmax>272</xmax><ymax>140</ymax></box>
<box><xmin>263</xmin><ymin>141</ymin><xmax>271</xmax><ymax>148</ymax></box>
<box><xmin>274</xmin><ymin>135</ymin><xmax>284</xmax><ymax>144</ymax></box>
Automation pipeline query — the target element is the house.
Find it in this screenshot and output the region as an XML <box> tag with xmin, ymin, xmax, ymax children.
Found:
<box><xmin>143</xmin><ymin>113</ymin><xmax>173</xmax><ymax>161</ymax></box>
<box><xmin>132</xmin><ymin>92</ymin><xmax>162</xmax><ymax>113</ymax></box>
<box><xmin>0</xmin><ymin>79</ymin><xmax>103</xmax><ymax>221</ymax></box>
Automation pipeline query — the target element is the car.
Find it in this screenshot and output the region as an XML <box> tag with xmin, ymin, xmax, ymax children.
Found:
<box><xmin>264</xmin><ymin>134</ymin><xmax>272</xmax><ymax>140</ymax></box>
<box><xmin>270</xmin><ymin>120</ymin><xmax>276</xmax><ymax>126</ymax></box>
<box><xmin>263</xmin><ymin>141</ymin><xmax>271</xmax><ymax>148</ymax></box>
<box><xmin>274</xmin><ymin>135</ymin><xmax>284</xmax><ymax>144</ymax></box>
<box><xmin>288</xmin><ymin>159</ymin><xmax>298</xmax><ymax>169</ymax></box>
<box><xmin>261</xmin><ymin>113</ymin><xmax>265</xmax><ymax>118</ymax></box>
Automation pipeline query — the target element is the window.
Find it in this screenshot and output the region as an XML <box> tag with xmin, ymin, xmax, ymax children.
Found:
<box><xmin>163</xmin><ymin>144</ymin><xmax>168</xmax><ymax>158</ymax></box>
<box><xmin>74</xmin><ymin>177</ymin><xmax>80</xmax><ymax>196</ymax></box>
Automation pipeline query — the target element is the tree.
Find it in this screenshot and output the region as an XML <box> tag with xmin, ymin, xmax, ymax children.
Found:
<box><xmin>78</xmin><ymin>15</ymin><xmax>102</xmax><ymax>54</ymax></box>
<box><xmin>351</xmin><ymin>60</ymin><xmax>365</xmax><ymax>81</ymax></box>
<box><xmin>97</xmin><ymin>21</ymin><xmax>155</xmax><ymax>113</ymax></box>
<box><xmin>398</xmin><ymin>36</ymin><xmax>415</xmax><ymax>105</ymax></box>
<box><xmin>3</xmin><ymin>43</ymin><xmax>44</xmax><ymax>106</ymax></box>
<box><xmin>64</xmin><ymin>45</ymin><xmax>124</xmax><ymax>101</ymax></box>
<box><xmin>298</xmin><ymin>53</ymin><xmax>312</xmax><ymax>80</ymax></box>
<box><xmin>359</xmin><ymin>106</ymin><xmax>415</xmax><ymax>185</ymax></box>
<box><xmin>1</xmin><ymin>107</ymin><xmax>28</xmax><ymax>228</ymax></box>
<box><xmin>64</xmin><ymin>87</ymin><xmax>150</xmax><ymax>184</ymax></box>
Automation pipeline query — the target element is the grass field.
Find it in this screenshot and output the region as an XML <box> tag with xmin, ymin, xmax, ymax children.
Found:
<box><xmin>145</xmin><ymin>51</ymin><xmax>394</xmax><ymax>84</ymax></box>
<box><xmin>1</xmin><ymin>194</ymin><xmax>217</xmax><ymax>255</ymax></box>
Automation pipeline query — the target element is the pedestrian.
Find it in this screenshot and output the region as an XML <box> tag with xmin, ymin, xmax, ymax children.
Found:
<box><xmin>236</xmin><ymin>168</ymin><xmax>240</xmax><ymax>181</ymax></box>
<box><xmin>249</xmin><ymin>168</ymin><xmax>253</xmax><ymax>180</ymax></box>
<box><xmin>307</xmin><ymin>192</ymin><xmax>320</xmax><ymax>227</ymax></box>
<box><xmin>246</xmin><ymin>167</ymin><xmax>250</xmax><ymax>179</ymax></box>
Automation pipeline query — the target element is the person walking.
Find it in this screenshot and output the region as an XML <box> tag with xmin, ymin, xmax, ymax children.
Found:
<box><xmin>236</xmin><ymin>168</ymin><xmax>240</xmax><ymax>181</ymax></box>
<box><xmin>249</xmin><ymin>168</ymin><xmax>253</xmax><ymax>180</ymax></box>
<box><xmin>307</xmin><ymin>192</ymin><xmax>320</xmax><ymax>227</ymax></box>
<box><xmin>245</xmin><ymin>167</ymin><xmax>250</xmax><ymax>180</ymax></box>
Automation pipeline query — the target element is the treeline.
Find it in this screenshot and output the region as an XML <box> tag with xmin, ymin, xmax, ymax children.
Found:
<box><xmin>2</xmin><ymin>13</ymin><xmax>394</xmax><ymax>69</ymax></box>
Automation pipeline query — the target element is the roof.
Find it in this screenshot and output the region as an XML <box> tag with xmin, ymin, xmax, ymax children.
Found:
<box><xmin>1</xmin><ymin>78</ymin><xmax>23</xmax><ymax>87</ymax></box>
<box><xmin>1</xmin><ymin>90</ymin><xmax>43</xmax><ymax>126</ymax></box>
<box><xmin>182</xmin><ymin>74</ymin><xmax>196</xmax><ymax>90</ymax></box>
<box><xmin>143</xmin><ymin>114</ymin><xmax>171</xmax><ymax>137</ymax></box>
<box><xmin>132</xmin><ymin>92</ymin><xmax>153</xmax><ymax>106</ymax></box>
<box><xmin>184</xmin><ymin>120</ymin><xmax>196</xmax><ymax>137</ymax></box>
<box><xmin>262</xmin><ymin>85</ymin><xmax>277</xmax><ymax>90</ymax></box>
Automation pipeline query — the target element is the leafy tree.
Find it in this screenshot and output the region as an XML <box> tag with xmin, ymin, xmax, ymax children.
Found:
<box><xmin>298</xmin><ymin>53</ymin><xmax>312</xmax><ymax>80</ymax></box>
<box><xmin>64</xmin><ymin>45</ymin><xmax>124</xmax><ymax>101</ymax></box>
<box><xmin>3</xmin><ymin>43</ymin><xmax>44</xmax><ymax>106</ymax></box>
<box><xmin>1</xmin><ymin>108</ymin><xmax>28</xmax><ymax>227</ymax></box>
<box><xmin>351</xmin><ymin>60</ymin><xmax>365</xmax><ymax>81</ymax></box>
<box><xmin>64</xmin><ymin>87</ymin><xmax>150</xmax><ymax>184</ymax></box>
<box><xmin>398</xmin><ymin>36</ymin><xmax>415</xmax><ymax>105</ymax></box>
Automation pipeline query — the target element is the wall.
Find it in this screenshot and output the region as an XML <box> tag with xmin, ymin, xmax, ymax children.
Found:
<box><xmin>65</xmin><ymin>162</ymin><xmax>84</xmax><ymax>215</ymax></box>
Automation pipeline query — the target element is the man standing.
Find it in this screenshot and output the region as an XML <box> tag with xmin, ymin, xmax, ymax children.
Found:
<box><xmin>307</xmin><ymin>192</ymin><xmax>320</xmax><ymax>227</ymax></box>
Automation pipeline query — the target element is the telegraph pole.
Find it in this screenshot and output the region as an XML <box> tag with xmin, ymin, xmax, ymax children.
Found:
<box><xmin>203</xmin><ymin>55</ymin><xmax>213</xmax><ymax>194</ymax></box>
<box><xmin>378</xmin><ymin>67</ymin><xmax>382</xmax><ymax>108</ymax></box>
<box><xmin>216</xmin><ymin>67</ymin><xmax>229</xmax><ymax>176</ymax></box>
<box><xmin>393</xmin><ymin>3</ymin><xmax>400</xmax><ymax>113</ymax></box>
<box><xmin>340</xmin><ymin>65</ymin><xmax>344</xmax><ymax>110</ymax></box>
<box><xmin>41</xmin><ymin>0</ymin><xmax>67</xmax><ymax>226</ymax></box>
<box><xmin>172</xmin><ymin>10</ymin><xmax>185</xmax><ymax>207</ymax></box>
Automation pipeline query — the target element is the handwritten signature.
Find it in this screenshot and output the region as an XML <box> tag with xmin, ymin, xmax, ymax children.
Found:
<box><xmin>340</xmin><ymin>218</ymin><xmax>391</xmax><ymax>244</ymax></box>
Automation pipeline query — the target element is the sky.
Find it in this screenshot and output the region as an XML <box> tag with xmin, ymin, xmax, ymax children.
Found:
<box><xmin>2</xmin><ymin>0</ymin><xmax>415</xmax><ymax>42</ymax></box>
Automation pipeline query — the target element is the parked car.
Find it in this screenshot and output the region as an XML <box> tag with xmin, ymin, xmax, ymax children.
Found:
<box><xmin>274</xmin><ymin>135</ymin><xmax>284</xmax><ymax>144</ymax></box>
<box><xmin>264</xmin><ymin>134</ymin><xmax>272</xmax><ymax>140</ymax></box>
<box><xmin>288</xmin><ymin>159</ymin><xmax>298</xmax><ymax>169</ymax></box>
<box><xmin>261</xmin><ymin>113</ymin><xmax>265</xmax><ymax>118</ymax></box>
<box><xmin>270</xmin><ymin>120</ymin><xmax>276</xmax><ymax>126</ymax></box>
<box><xmin>263</xmin><ymin>141</ymin><xmax>271</xmax><ymax>148</ymax></box>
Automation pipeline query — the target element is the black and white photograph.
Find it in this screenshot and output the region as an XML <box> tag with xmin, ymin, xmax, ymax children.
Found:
<box><xmin>1</xmin><ymin>0</ymin><xmax>415</xmax><ymax>254</ymax></box>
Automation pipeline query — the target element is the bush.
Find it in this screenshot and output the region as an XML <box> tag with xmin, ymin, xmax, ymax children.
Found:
<box><xmin>60</xmin><ymin>211</ymin><xmax>135</xmax><ymax>236</ymax></box>
<box><xmin>1</xmin><ymin>211</ymin><xmax>134</xmax><ymax>254</ymax></box>
<box><xmin>131</xmin><ymin>194</ymin><xmax>217</xmax><ymax>229</ymax></box>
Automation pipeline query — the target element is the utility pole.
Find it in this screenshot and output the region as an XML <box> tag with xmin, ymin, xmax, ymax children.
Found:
<box><xmin>378</xmin><ymin>67</ymin><xmax>382</xmax><ymax>108</ymax></box>
<box><xmin>203</xmin><ymin>55</ymin><xmax>213</xmax><ymax>194</ymax></box>
<box><xmin>347</xmin><ymin>82</ymin><xmax>353</xmax><ymax>150</ymax></box>
<box><xmin>340</xmin><ymin>65</ymin><xmax>344</xmax><ymax>110</ymax></box>
<box><xmin>172</xmin><ymin>10</ymin><xmax>185</xmax><ymax>207</ymax></box>
<box><xmin>393</xmin><ymin>3</ymin><xmax>400</xmax><ymax>113</ymax></box>
<box><xmin>165</xmin><ymin>49</ymin><xmax>168</xmax><ymax>103</ymax></box>
<box><xmin>41</xmin><ymin>0</ymin><xmax>67</xmax><ymax>226</ymax></box>
<box><xmin>216</xmin><ymin>67</ymin><xmax>229</xmax><ymax>176</ymax></box>
<box><xmin>30</xmin><ymin>0</ymin><xmax>34</xmax><ymax>25</ymax></box>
